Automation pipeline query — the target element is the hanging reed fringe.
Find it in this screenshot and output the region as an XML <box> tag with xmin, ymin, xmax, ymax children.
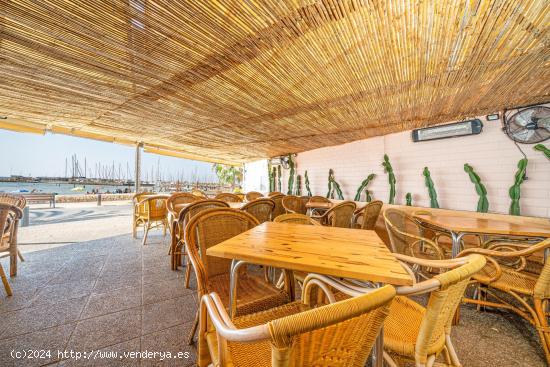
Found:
<box><xmin>1</xmin><ymin>0</ymin><xmax>549</xmax><ymax>163</ymax></box>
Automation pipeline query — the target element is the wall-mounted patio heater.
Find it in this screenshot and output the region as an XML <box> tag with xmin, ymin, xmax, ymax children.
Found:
<box><xmin>412</xmin><ymin>119</ymin><xmax>483</xmax><ymax>142</ymax></box>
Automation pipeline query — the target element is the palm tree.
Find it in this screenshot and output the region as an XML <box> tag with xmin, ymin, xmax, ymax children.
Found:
<box><xmin>212</xmin><ymin>164</ymin><xmax>243</xmax><ymax>192</ymax></box>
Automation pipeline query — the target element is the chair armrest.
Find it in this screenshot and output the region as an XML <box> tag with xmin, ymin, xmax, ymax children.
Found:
<box><xmin>201</xmin><ymin>293</ymin><xmax>270</xmax><ymax>342</ymax></box>
<box><xmin>459</xmin><ymin>238</ymin><xmax>550</xmax><ymax>258</ymax></box>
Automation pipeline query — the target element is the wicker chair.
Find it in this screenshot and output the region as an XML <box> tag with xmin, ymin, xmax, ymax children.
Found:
<box><xmin>459</xmin><ymin>238</ymin><xmax>550</xmax><ymax>364</ymax></box>
<box><xmin>307</xmin><ymin>253</ymin><xmax>486</xmax><ymax>367</ymax></box>
<box><xmin>270</xmin><ymin>194</ymin><xmax>286</xmax><ymax>220</ymax></box>
<box><xmin>274</xmin><ymin>213</ymin><xmax>321</xmax><ymax>226</ymax></box>
<box><xmin>215</xmin><ymin>193</ymin><xmax>243</xmax><ymax>203</ymax></box>
<box><xmin>384</xmin><ymin>208</ymin><xmax>446</xmax><ymax>265</ymax></box>
<box><xmin>281</xmin><ymin>195</ymin><xmax>307</xmax><ymax>214</ymax></box>
<box><xmin>0</xmin><ymin>203</ymin><xmax>23</xmax><ymax>295</ymax></box>
<box><xmin>185</xmin><ymin>208</ymin><xmax>291</xmax><ymax>345</ymax></box>
<box><xmin>198</xmin><ymin>280</ymin><xmax>395</xmax><ymax>367</ymax></box>
<box><xmin>0</xmin><ymin>193</ymin><xmax>26</xmax><ymax>265</ymax></box>
<box><xmin>173</xmin><ymin>199</ymin><xmax>230</xmax><ymax>277</ymax></box>
<box><xmin>241</xmin><ymin>198</ymin><xmax>275</xmax><ymax>223</ymax></box>
<box><xmin>244</xmin><ymin>191</ymin><xmax>263</xmax><ymax>202</ymax></box>
<box><xmin>268</xmin><ymin>191</ymin><xmax>283</xmax><ymax>197</ymax></box>
<box><xmin>192</xmin><ymin>189</ymin><xmax>209</xmax><ymax>198</ymax></box>
<box><xmin>317</xmin><ymin>201</ymin><xmax>356</xmax><ymax>228</ymax></box>
<box><xmin>167</xmin><ymin>193</ymin><xmax>200</xmax><ymax>268</ymax></box>
<box><xmin>133</xmin><ymin>195</ymin><xmax>168</xmax><ymax>245</ymax></box>
<box><xmin>353</xmin><ymin>200</ymin><xmax>383</xmax><ymax>230</ymax></box>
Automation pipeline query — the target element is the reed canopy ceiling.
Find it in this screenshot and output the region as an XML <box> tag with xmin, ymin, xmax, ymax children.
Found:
<box><xmin>1</xmin><ymin>0</ymin><xmax>549</xmax><ymax>164</ymax></box>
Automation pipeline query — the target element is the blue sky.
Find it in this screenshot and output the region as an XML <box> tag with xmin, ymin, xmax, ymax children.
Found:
<box><xmin>0</xmin><ymin>130</ymin><xmax>218</xmax><ymax>182</ymax></box>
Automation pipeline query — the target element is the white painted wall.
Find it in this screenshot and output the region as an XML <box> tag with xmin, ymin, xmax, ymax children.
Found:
<box><xmin>244</xmin><ymin>110</ymin><xmax>550</xmax><ymax>217</ymax></box>
<box><xmin>242</xmin><ymin>159</ymin><xmax>269</xmax><ymax>194</ymax></box>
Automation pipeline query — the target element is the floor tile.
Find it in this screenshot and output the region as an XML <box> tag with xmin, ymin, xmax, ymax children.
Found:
<box><xmin>29</xmin><ymin>279</ymin><xmax>96</xmax><ymax>307</ymax></box>
<box><xmin>66</xmin><ymin>308</ymin><xmax>141</xmax><ymax>352</ymax></box>
<box><xmin>81</xmin><ymin>286</ymin><xmax>142</xmax><ymax>319</ymax></box>
<box><xmin>141</xmin><ymin>297</ymin><xmax>196</xmax><ymax>335</ymax></box>
<box><xmin>140</xmin><ymin>323</ymin><xmax>196</xmax><ymax>366</ymax></box>
<box><xmin>142</xmin><ymin>277</ymin><xmax>192</xmax><ymax>305</ymax></box>
<box><xmin>0</xmin><ymin>297</ymin><xmax>87</xmax><ymax>340</ymax></box>
<box><xmin>0</xmin><ymin>324</ymin><xmax>75</xmax><ymax>367</ymax></box>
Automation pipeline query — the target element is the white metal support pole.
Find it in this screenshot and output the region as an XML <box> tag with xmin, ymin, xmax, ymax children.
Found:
<box><xmin>135</xmin><ymin>143</ymin><xmax>142</xmax><ymax>193</ymax></box>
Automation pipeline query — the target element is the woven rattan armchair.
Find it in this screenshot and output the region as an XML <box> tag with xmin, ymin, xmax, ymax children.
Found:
<box><xmin>281</xmin><ymin>195</ymin><xmax>307</xmax><ymax>214</ymax></box>
<box><xmin>459</xmin><ymin>238</ymin><xmax>550</xmax><ymax>364</ymax></box>
<box><xmin>307</xmin><ymin>195</ymin><xmax>331</xmax><ymax>218</ymax></box>
<box><xmin>185</xmin><ymin>208</ymin><xmax>291</xmax><ymax>345</ymax></box>
<box><xmin>0</xmin><ymin>203</ymin><xmax>23</xmax><ymax>295</ymax></box>
<box><xmin>172</xmin><ymin>199</ymin><xmax>230</xmax><ymax>277</ymax></box>
<box><xmin>384</xmin><ymin>208</ymin><xmax>446</xmax><ymax>266</ymax></box>
<box><xmin>192</xmin><ymin>189</ymin><xmax>209</xmax><ymax>198</ymax></box>
<box><xmin>241</xmin><ymin>198</ymin><xmax>274</xmax><ymax>223</ymax></box>
<box><xmin>133</xmin><ymin>195</ymin><xmax>168</xmax><ymax>245</ymax></box>
<box><xmin>270</xmin><ymin>194</ymin><xmax>286</xmax><ymax>220</ymax></box>
<box><xmin>244</xmin><ymin>191</ymin><xmax>263</xmax><ymax>202</ymax></box>
<box><xmin>317</xmin><ymin>201</ymin><xmax>356</xmax><ymax>228</ymax></box>
<box><xmin>353</xmin><ymin>200</ymin><xmax>383</xmax><ymax>230</ymax></box>
<box><xmin>198</xmin><ymin>281</ymin><xmax>395</xmax><ymax>367</ymax></box>
<box><xmin>167</xmin><ymin>193</ymin><xmax>198</xmax><ymax>234</ymax></box>
<box><xmin>273</xmin><ymin>213</ymin><xmax>321</xmax><ymax>226</ymax></box>
<box><xmin>0</xmin><ymin>193</ymin><xmax>26</xmax><ymax>265</ymax></box>
<box><xmin>268</xmin><ymin>191</ymin><xmax>283</xmax><ymax>197</ymax></box>
<box><xmin>307</xmin><ymin>253</ymin><xmax>486</xmax><ymax>367</ymax></box>
<box><xmin>215</xmin><ymin>193</ymin><xmax>243</xmax><ymax>203</ymax></box>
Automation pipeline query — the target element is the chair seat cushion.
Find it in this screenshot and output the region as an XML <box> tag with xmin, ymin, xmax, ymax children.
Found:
<box><xmin>473</xmin><ymin>264</ymin><xmax>537</xmax><ymax>295</ymax></box>
<box><xmin>208</xmin><ymin>272</ymin><xmax>290</xmax><ymax>317</ymax></box>
<box><xmin>383</xmin><ymin>296</ymin><xmax>445</xmax><ymax>359</ymax></box>
<box><xmin>206</xmin><ymin>301</ymin><xmax>308</xmax><ymax>367</ymax></box>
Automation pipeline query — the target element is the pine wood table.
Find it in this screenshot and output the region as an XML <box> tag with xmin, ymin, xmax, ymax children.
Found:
<box><xmin>414</xmin><ymin>213</ymin><xmax>550</xmax><ymax>257</ymax></box>
<box><xmin>207</xmin><ymin>221</ymin><xmax>411</xmax><ymax>367</ymax></box>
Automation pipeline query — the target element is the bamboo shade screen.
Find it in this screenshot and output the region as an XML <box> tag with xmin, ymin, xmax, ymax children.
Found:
<box><xmin>1</xmin><ymin>0</ymin><xmax>549</xmax><ymax>164</ymax></box>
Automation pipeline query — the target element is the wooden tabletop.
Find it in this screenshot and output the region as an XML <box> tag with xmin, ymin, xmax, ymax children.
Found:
<box><xmin>305</xmin><ymin>202</ymin><xmax>332</xmax><ymax>209</ymax></box>
<box><xmin>207</xmin><ymin>221</ymin><xmax>413</xmax><ymax>286</ymax></box>
<box><xmin>414</xmin><ymin>213</ymin><xmax>550</xmax><ymax>238</ymax></box>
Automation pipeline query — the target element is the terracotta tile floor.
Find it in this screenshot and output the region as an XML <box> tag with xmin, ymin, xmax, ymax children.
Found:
<box><xmin>0</xmin><ymin>231</ymin><xmax>547</xmax><ymax>366</ymax></box>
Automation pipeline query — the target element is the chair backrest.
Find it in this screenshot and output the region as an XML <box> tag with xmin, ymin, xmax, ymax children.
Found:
<box><xmin>167</xmin><ymin>193</ymin><xmax>198</xmax><ymax>213</ymax></box>
<box><xmin>268</xmin><ymin>191</ymin><xmax>283</xmax><ymax>197</ymax></box>
<box><xmin>192</xmin><ymin>189</ymin><xmax>209</xmax><ymax>198</ymax></box>
<box><xmin>245</xmin><ymin>191</ymin><xmax>263</xmax><ymax>202</ymax></box>
<box><xmin>142</xmin><ymin>196</ymin><xmax>168</xmax><ymax>219</ymax></box>
<box><xmin>324</xmin><ymin>201</ymin><xmax>356</xmax><ymax>228</ymax></box>
<box><xmin>266</xmin><ymin>285</ymin><xmax>395</xmax><ymax>366</ymax></box>
<box><xmin>185</xmin><ymin>208</ymin><xmax>259</xmax><ymax>293</ymax></box>
<box><xmin>0</xmin><ymin>203</ymin><xmax>22</xmax><ymax>251</ymax></box>
<box><xmin>270</xmin><ymin>194</ymin><xmax>286</xmax><ymax>219</ymax></box>
<box><xmin>0</xmin><ymin>194</ymin><xmax>26</xmax><ymax>209</ymax></box>
<box><xmin>215</xmin><ymin>193</ymin><xmax>243</xmax><ymax>203</ymax></box>
<box><xmin>282</xmin><ymin>195</ymin><xmax>307</xmax><ymax>214</ymax></box>
<box><xmin>308</xmin><ymin>195</ymin><xmax>330</xmax><ymax>203</ymax></box>
<box><xmin>178</xmin><ymin>199</ymin><xmax>230</xmax><ymax>229</ymax></box>
<box><xmin>241</xmin><ymin>198</ymin><xmax>275</xmax><ymax>223</ymax></box>
<box><xmin>413</xmin><ymin>254</ymin><xmax>486</xmax><ymax>362</ymax></box>
<box><xmin>274</xmin><ymin>213</ymin><xmax>321</xmax><ymax>226</ymax></box>
<box><xmin>384</xmin><ymin>208</ymin><xmax>421</xmax><ymax>255</ymax></box>
<box><xmin>354</xmin><ymin>200</ymin><xmax>383</xmax><ymax>230</ymax></box>
<box><xmin>132</xmin><ymin>192</ymin><xmax>153</xmax><ymax>216</ymax></box>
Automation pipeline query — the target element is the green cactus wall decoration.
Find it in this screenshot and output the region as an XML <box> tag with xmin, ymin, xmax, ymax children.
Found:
<box><xmin>277</xmin><ymin>165</ymin><xmax>282</xmax><ymax>192</ymax></box>
<box><xmin>295</xmin><ymin>175</ymin><xmax>302</xmax><ymax>195</ymax></box>
<box><xmin>365</xmin><ymin>190</ymin><xmax>372</xmax><ymax>202</ymax></box>
<box><xmin>382</xmin><ymin>154</ymin><xmax>396</xmax><ymax>204</ymax></box>
<box><xmin>534</xmin><ymin>144</ymin><xmax>550</xmax><ymax>160</ymax></box>
<box><xmin>354</xmin><ymin>174</ymin><xmax>376</xmax><ymax>201</ymax></box>
<box><xmin>268</xmin><ymin>162</ymin><xmax>274</xmax><ymax>192</ymax></box>
<box><xmin>423</xmin><ymin>167</ymin><xmax>439</xmax><ymax>208</ymax></box>
<box><xmin>405</xmin><ymin>193</ymin><xmax>412</xmax><ymax>206</ymax></box>
<box><xmin>287</xmin><ymin>154</ymin><xmax>295</xmax><ymax>195</ymax></box>
<box><xmin>271</xmin><ymin>166</ymin><xmax>277</xmax><ymax>192</ymax></box>
<box><xmin>326</xmin><ymin>169</ymin><xmax>344</xmax><ymax>199</ymax></box>
<box><xmin>304</xmin><ymin>170</ymin><xmax>312</xmax><ymax>196</ymax></box>
<box><xmin>464</xmin><ymin>163</ymin><xmax>488</xmax><ymax>213</ymax></box>
<box><xmin>509</xmin><ymin>158</ymin><xmax>528</xmax><ymax>216</ymax></box>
